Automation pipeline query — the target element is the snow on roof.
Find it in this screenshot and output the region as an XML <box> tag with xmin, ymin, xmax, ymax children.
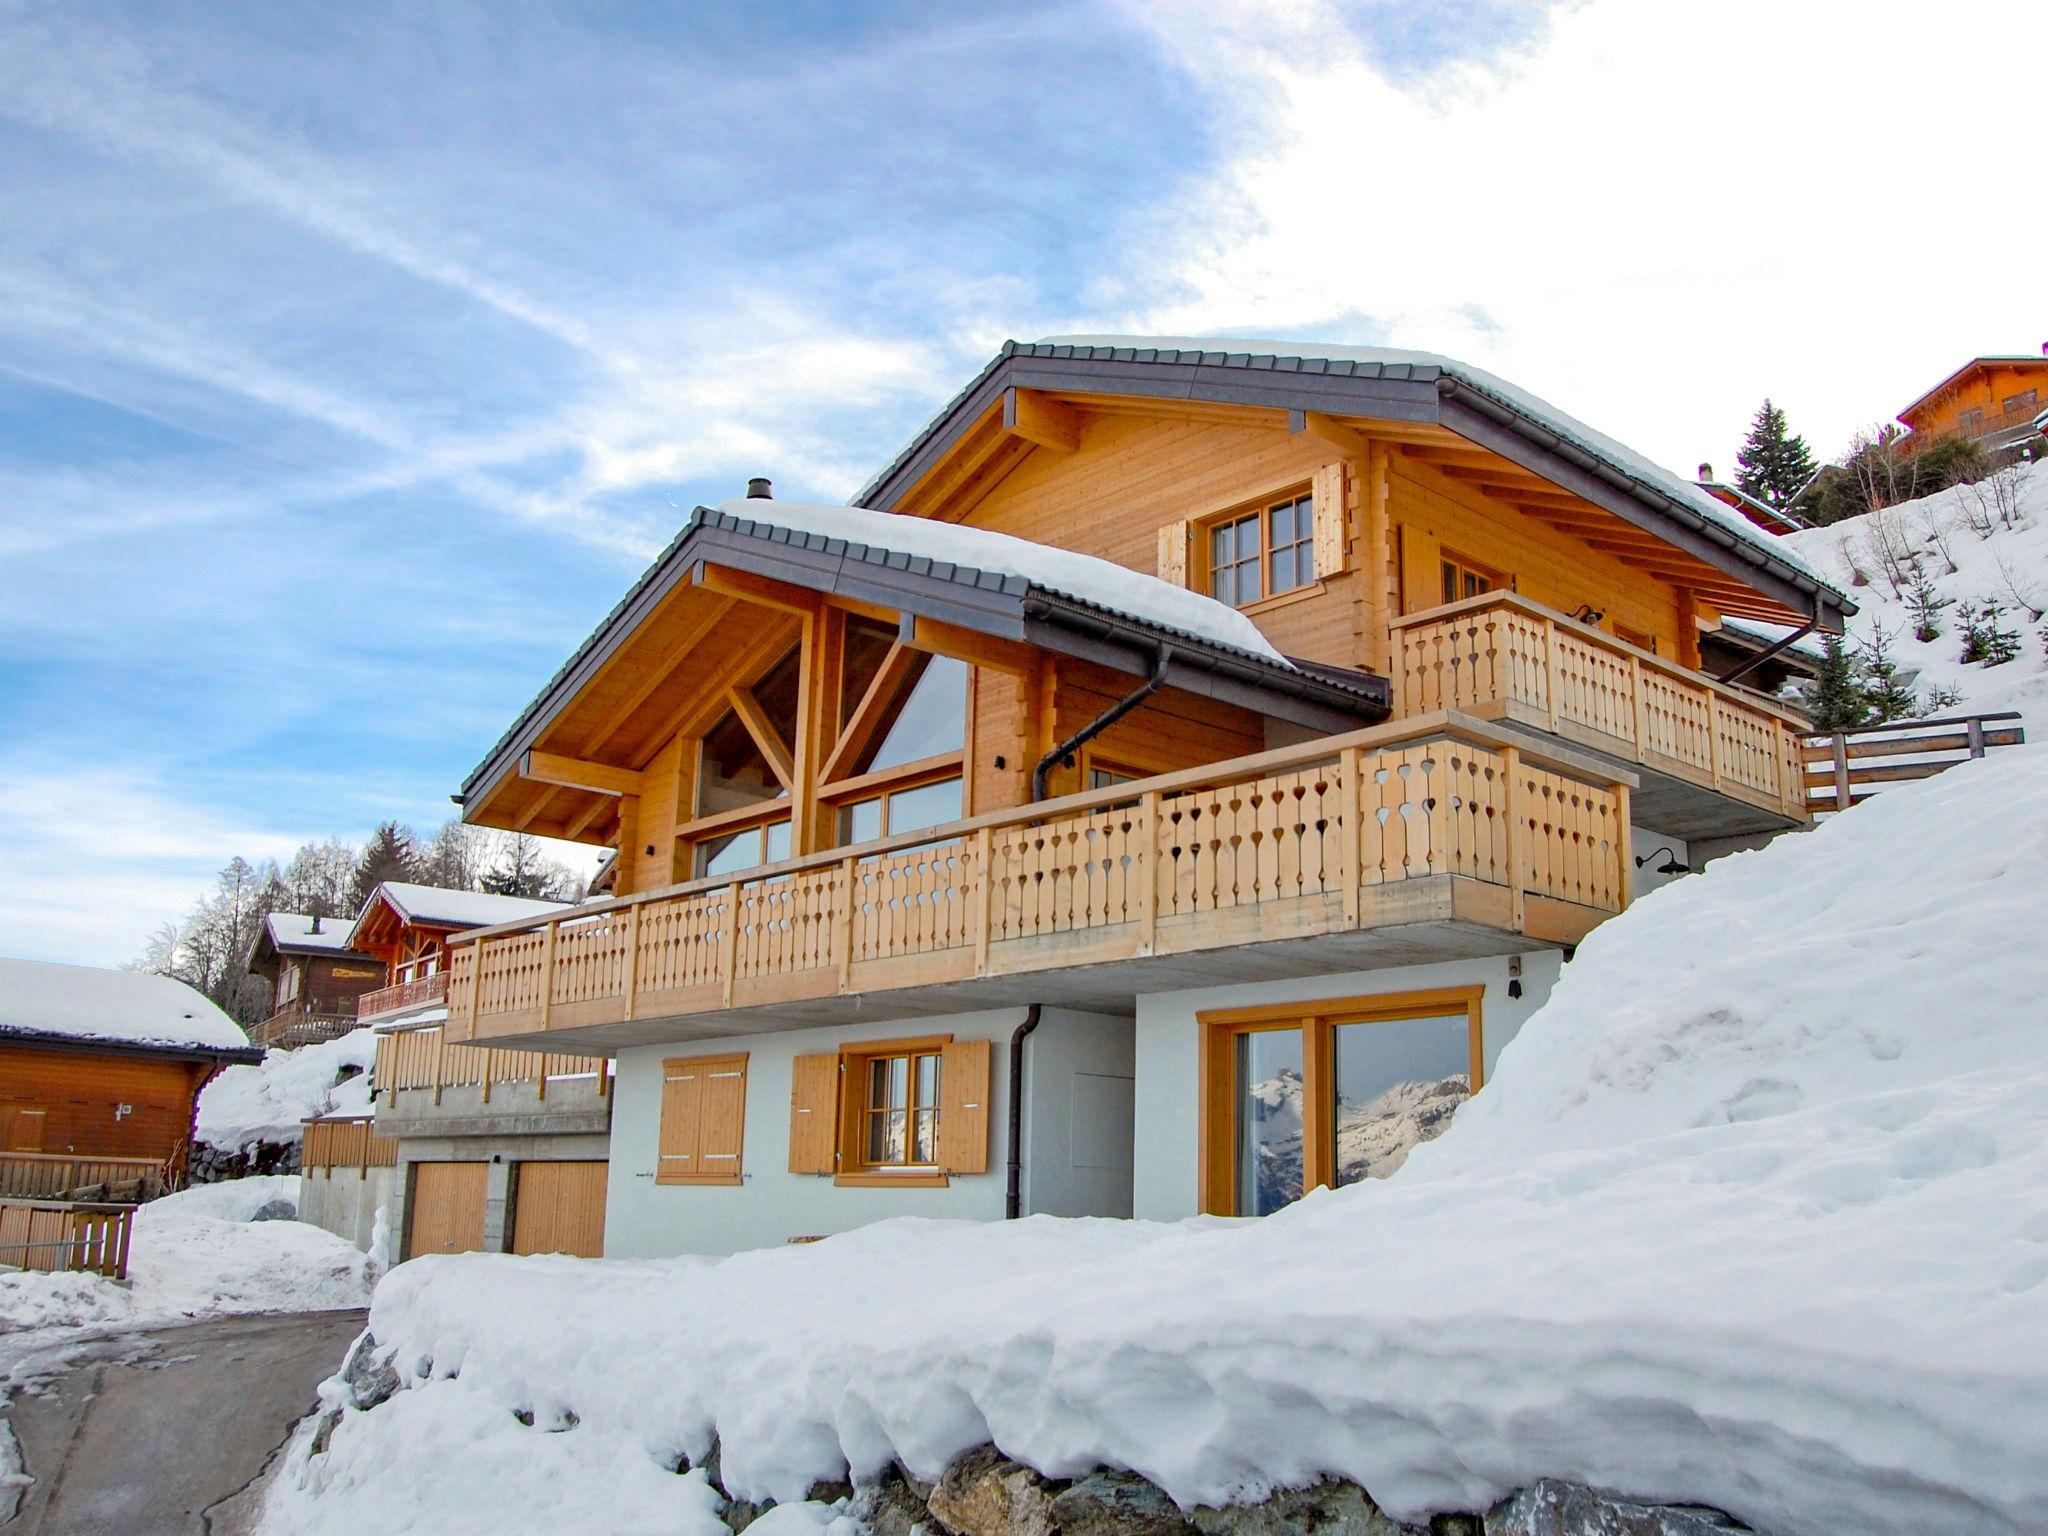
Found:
<box><xmin>1040</xmin><ymin>336</ymin><xmax>1843</xmax><ymax>600</ymax></box>
<box><xmin>1717</xmin><ymin>614</ymin><xmax>1828</xmax><ymax>660</ymax></box>
<box><xmin>710</xmin><ymin>497</ymin><xmax>1290</xmax><ymax>665</ymax></box>
<box><xmin>371</xmin><ymin>883</ymin><xmax>570</xmax><ymax>932</ymax></box>
<box><xmin>263</xmin><ymin>911</ymin><xmax>369</xmax><ymax>954</ymax></box>
<box><xmin>0</xmin><ymin>957</ymin><xmax>254</xmax><ymax>1054</ymax></box>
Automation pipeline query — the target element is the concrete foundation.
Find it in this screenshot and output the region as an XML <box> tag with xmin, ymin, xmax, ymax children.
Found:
<box><xmin>297</xmin><ymin>1164</ymin><xmax>394</xmax><ymax>1253</ymax></box>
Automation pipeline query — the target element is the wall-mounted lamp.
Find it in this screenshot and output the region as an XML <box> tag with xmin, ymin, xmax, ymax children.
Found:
<box><xmin>1572</xmin><ymin>604</ymin><xmax>1606</xmax><ymax>625</ymax></box>
<box><xmin>1635</xmin><ymin>845</ymin><xmax>1690</xmax><ymax>875</ymax></box>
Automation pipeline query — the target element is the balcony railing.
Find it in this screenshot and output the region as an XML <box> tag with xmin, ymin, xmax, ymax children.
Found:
<box><xmin>1391</xmin><ymin>592</ymin><xmax>1809</xmax><ymax>820</ymax></box>
<box><xmin>0</xmin><ymin>1151</ymin><xmax>167</xmax><ymax>1203</ymax></box>
<box><xmin>442</xmin><ymin>714</ymin><xmax>1636</xmax><ymax>1045</ymax></box>
<box><xmin>300</xmin><ymin>1115</ymin><xmax>398</xmax><ymax>1177</ymax></box>
<box><xmin>250</xmin><ymin>1002</ymin><xmax>361</xmax><ymax>1050</ymax></box>
<box><xmin>358</xmin><ymin>971</ymin><xmax>449</xmax><ymax>1021</ymax></box>
<box><xmin>373</xmin><ymin>1024</ymin><xmax>609</xmax><ymax>1105</ymax></box>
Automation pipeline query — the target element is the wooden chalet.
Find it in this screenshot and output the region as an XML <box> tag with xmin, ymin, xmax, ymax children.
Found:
<box><xmin>0</xmin><ymin>957</ymin><xmax>259</xmax><ymax>1199</ymax></box>
<box><xmin>247</xmin><ymin>911</ymin><xmax>385</xmax><ymax>1049</ymax></box>
<box><xmin>426</xmin><ymin>338</ymin><xmax>1853</xmax><ymax>1253</ymax></box>
<box><xmin>1898</xmin><ymin>351</ymin><xmax>2048</xmax><ymax>454</ymax></box>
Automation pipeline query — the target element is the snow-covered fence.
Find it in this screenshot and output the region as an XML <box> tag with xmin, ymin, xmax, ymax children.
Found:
<box><xmin>1804</xmin><ymin>710</ymin><xmax>2026</xmax><ymax>811</ymax></box>
<box><xmin>0</xmin><ymin>1151</ymin><xmax>166</xmax><ymax>1202</ymax></box>
<box><xmin>0</xmin><ymin>1198</ymin><xmax>133</xmax><ymax>1278</ymax></box>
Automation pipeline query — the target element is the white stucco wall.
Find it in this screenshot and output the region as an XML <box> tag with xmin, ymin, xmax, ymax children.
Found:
<box><xmin>1129</xmin><ymin>949</ymin><xmax>1564</xmax><ymax>1221</ymax></box>
<box><xmin>1629</xmin><ymin>824</ymin><xmax>1692</xmax><ymax>898</ymax></box>
<box><xmin>605</xmin><ymin>1006</ymin><xmax>1134</xmax><ymax>1258</ymax></box>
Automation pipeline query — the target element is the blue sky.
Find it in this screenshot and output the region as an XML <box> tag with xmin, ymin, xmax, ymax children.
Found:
<box><xmin>3</xmin><ymin>0</ymin><xmax>2042</xmax><ymax>964</ymax></box>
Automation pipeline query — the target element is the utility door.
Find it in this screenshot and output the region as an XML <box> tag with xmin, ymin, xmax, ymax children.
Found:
<box><xmin>510</xmin><ymin>1160</ymin><xmax>608</xmax><ymax>1258</ymax></box>
<box><xmin>405</xmin><ymin>1161</ymin><xmax>488</xmax><ymax>1259</ymax></box>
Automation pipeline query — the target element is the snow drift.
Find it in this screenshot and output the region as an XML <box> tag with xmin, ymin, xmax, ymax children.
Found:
<box><xmin>274</xmin><ymin>749</ymin><xmax>2048</xmax><ymax>1536</ymax></box>
<box><xmin>195</xmin><ymin>1027</ymin><xmax>375</xmax><ymax>1152</ymax></box>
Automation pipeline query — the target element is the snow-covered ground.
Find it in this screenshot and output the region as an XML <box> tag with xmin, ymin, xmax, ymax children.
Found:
<box><xmin>267</xmin><ymin>746</ymin><xmax>2048</xmax><ymax>1536</ymax></box>
<box><xmin>0</xmin><ymin>1178</ymin><xmax>372</xmax><ymax>1342</ymax></box>
<box><xmin>1774</xmin><ymin>459</ymin><xmax>2048</xmax><ymax>734</ymax></box>
<box><xmin>195</xmin><ymin>1028</ymin><xmax>376</xmax><ymax>1152</ymax></box>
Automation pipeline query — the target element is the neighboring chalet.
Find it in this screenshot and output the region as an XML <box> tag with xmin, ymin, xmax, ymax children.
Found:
<box><xmin>1694</xmin><ymin>464</ymin><xmax>1811</xmax><ymax>537</ymax></box>
<box><xmin>1898</xmin><ymin>350</ymin><xmax>2048</xmax><ymax>455</ymax></box>
<box><xmin>247</xmin><ymin>912</ymin><xmax>384</xmax><ymax>1049</ymax></box>
<box><xmin>334</xmin><ymin>882</ymin><xmax>614</xmax><ymax>1262</ymax></box>
<box><xmin>0</xmin><ymin>957</ymin><xmax>259</xmax><ymax>1197</ymax></box>
<box><xmin>432</xmin><ymin>338</ymin><xmax>1851</xmax><ymax>1256</ymax></box>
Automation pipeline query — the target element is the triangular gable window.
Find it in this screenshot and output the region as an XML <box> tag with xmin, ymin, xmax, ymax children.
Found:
<box><xmin>861</xmin><ymin>655</ymin><xmax>967</xmax><ymax>775</ymax></box>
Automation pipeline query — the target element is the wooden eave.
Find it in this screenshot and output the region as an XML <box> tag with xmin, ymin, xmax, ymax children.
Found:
<box><xmin>862</xmin><ymin>343</ymin><xmax>1849</xmax><ymax>631</ymax></box>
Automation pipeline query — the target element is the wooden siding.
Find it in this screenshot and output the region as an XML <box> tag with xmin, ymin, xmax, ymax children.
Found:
<box><xmin>0</xmin><ymin>1200</ymin><xmax>133</xmax><ymax>1279</ymax></box>
<box><xmin>300</xmin><ymin>1117</ymin><xmax>397</xmax><ymax>1176</ymax></box>
<box><xmin>373</xmin><ymin>1025</ymin><xmax>607</xmax><ymax>1104</ymax></box>
<box><xmin>406</xmin><ymin>1162</ymin><xmax>488</xmax><ymax>1258</ymax></box>
<box><xmin>0</xmin><ymin>1045</ymin><xmax>214</xmax><ymax>1166</ymax></box>
<box><xmin>443</xmin><ymin>714</ymin><xmax>1635</xmax><ymax>1047</ymax></box>
<box><xmin>510</xmin><ymin>1160</ymin><xmax>608</xmax><ymax>1257</ymax></box>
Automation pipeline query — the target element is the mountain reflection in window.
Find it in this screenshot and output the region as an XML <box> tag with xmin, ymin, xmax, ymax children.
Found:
<box><xmin>865</xmin><ymin>656</ymin><xmax>967</xmax><ymax>772</ymax></box>
<box><xmin>1235</xmin><ymin>1028</ymin><xmax>1304</xmax><ymax>1217</ymax></box>
<box><xmin>1330</xmin><ymin>1013</ymin><xmax>1470</xmax><ymax>1187</ymax></box>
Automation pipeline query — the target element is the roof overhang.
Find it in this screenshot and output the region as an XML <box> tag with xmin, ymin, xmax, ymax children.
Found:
<box><xmin>458</xmin><ymin>511</ymin><xmax>1389</xmax><ymax>831</ymax></box>
<box><xmin>0</xmin><ymin>1027</ymin><xmax>262</xmax><ymax>1067</ymax></box>
<box><xmin>1898</xmin><ymin>356</ymin><xmax>2048</xmax><ymax>425</ymax></box>
<box><xmin>861</xmin><ymin>343</ymin><xmax>1851</xmax><ymax>631</ymax></box>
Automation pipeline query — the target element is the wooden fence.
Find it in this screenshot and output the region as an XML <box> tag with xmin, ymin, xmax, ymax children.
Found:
<box><xmin>0</xmin><ymin>1151</ymin><xmax>166</xmax><ymax>1202</ymax></box>
<box><xmin>300</xmin><ymin>1116</ymin><xmax>398</xmax><ymax>1178</ymax></box>
<box><xmin>250</xmin><ymin>1004</ymin><xmax>361</xmax><ymax>1050</ymax></box>
<box><xmin>373</xmin><ymin>1026</ymin><xmax>609</xmax><ymax>1105</ymax></box>
<box><xmin>1805</xmin><ymin>711</ymin><xmax>2026</xmax><ymax>811</ymax></box>
<box><xmin>0</xmin><ymin>1199</ymin><xmax>134</xmax><ymax>1279</ymax></box>
<box><xmin>440</xmin><ymin>714</ymin><xmax>1637</xmax><ymax>1045</ymax></box>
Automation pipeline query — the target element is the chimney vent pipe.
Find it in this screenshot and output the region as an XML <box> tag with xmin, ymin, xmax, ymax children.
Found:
<box><xmin>746</xmin><ymin>477</ymin><xmax>773</xmax><ymax>500</ymax></box>
<box><xmin>1697</xmin><ymin>462</ymin><xmax>1713</xmax><ymax>482</ymax></box>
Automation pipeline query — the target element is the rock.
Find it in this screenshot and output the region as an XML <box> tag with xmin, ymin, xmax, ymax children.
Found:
<box><xmin>726</xmin><ymin>1498</ymin><xmax>776</xmax><ymax>1533</ymax></box>
<box><xmin>339</xmin><ymin>1332</ymin><xmax>402</xmax><ymax>1412</ymax></box>
<box><xmin>927</xmin><ymin>1445</ymin><xmax>1060</xmax><ymax>1536</ymax></box>
<box><xmin>307</xmin><ymin>1408</ymin><xmax>343</xmax><ymax>1457</ymax></box>
<box><xmin>1050</xmin><ymin>1470</ymin><xmax>1194</xmax><ymax>1536</ymax></box>
<box><xmin>1429</xmin><ymin>1517</ymin><xmax>1482</xmax><ymax>1536</ymax></box>
<box><xmin>807</xmin><ymin>1473</ymin><xmax>856</xmax><ymax>1505</ymax></box>
<box><xmin>854</xmin><ymin>1467</ymin><xmax>935</xmax><ymax>1536</ymax></box>
<box><xmin>1486</xmin><ymin>1480</ymin><xmax>1752</xmax><ymax>1536</ymax></box>
<box><xmin>1192</xmin><ymin>1481</ymin><xmax>1403</xmax><ymax>1536</ymax></box>
<box><xmin>250</xmin><ymin>1198</ymin><xmax>297</xmax><ymax>1221</ymax></box>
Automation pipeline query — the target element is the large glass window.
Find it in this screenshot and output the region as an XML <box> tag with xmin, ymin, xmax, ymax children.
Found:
<box><xmin>1234</xmin><ymin>1027</ymin><xmax>1305</xmax><ymax>1218</ymax></box>
<box><xmin>696</xmin><ymin>817</ymin><xmax>791</xmax><ymax>879</ymax></box>
<box><xmin>1329</xmin><ymin>1012</ymin><xmax>1472</xmax><ymax>1187</ymax></box>
<box><xmin>865</xmin><ymin>656</ymin><xmax>967</xmax><ymax>773</ymax></box>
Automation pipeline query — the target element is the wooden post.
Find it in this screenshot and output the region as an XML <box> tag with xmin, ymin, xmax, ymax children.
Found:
<box><xmin>837</xmin><ymin>858</ymin><xmax>858</xmax><ymax>993</ymax></box>
<box><xmin>1541</xmin><ymin>618</ymin><xmax>1560</xmax><ymax>732</ymax></box>
<box><xmin>1337</xmin><ymin>750</ymin><xmax>1362</xmax><ymax>928</ymax></box>
<box><xmin>1968</xmin><ymin>716</ymin><xmax>1986</xmax><ymax>758</ymax></box>
<box><xmin>467</xmin><ymin>938</ymin><xmax>484</xmax><ymax>1038</ymax></box>
<box><xmin>1614</xmin><ymin>783</ymin><xmax>1634</xmax><ymax>910</ymax></box>
<box><xmin>1831</xmin><ymin>732</ymin><xmax>1851</xmax><ymax>812</ymax></box>
<box><xmin>480</xmin><ymin>1044</ymin><xmax>492</xmax><ymax>1105</ymax></box>
<box><xmin>432</xmin><ymin>1026</ymin><xmax>445</xmax><ymax>1107</ymax></box>
<box><xmin>620</xmin><ymin>906</ymin><xmax>640</xmax><ymax>1022</ymax></box>
<box><xmin>720</xmin><ymin>883</ymin><xmax>742</xmax><ymax>1008</ymax></box>
<box><xmin>537</xmin><ymin>920</ymin><xmax>559</xmax><ymax>1032</ymax></box>
<box><xmin>1501</xmin><ymin>746</ymin><xmax>1526</xmax><ymax>932</ymax></box>
<box><xmin>537</xmin><ymin>1054</ymin><xmax>548</xmax><ymax>1103</ymax></box>
<box><xmin>972</xmin><ymin>827</ymin><xmax>993</xmax><ymax>974</ymax></box>
<box><xmin>1137</xmin><ymin>792</ymin><xmax>1161</xmax><ymax>952</ymax></box>
<box><xmin>1628</xmin><ymin>655</ymin><xmax>1647</xmax><ymax>763</ymax></box>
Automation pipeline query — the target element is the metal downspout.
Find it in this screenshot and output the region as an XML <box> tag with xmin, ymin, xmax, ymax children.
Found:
<box><xmin>1030</xmin><ymin>642</ymin><xmax>1173</xmax><ymax>802</ymax></box>
<box><xmin>1004</xmin><ymin>1005</ymin><xmax>1042</xmax><ymax>1220</ymax></box>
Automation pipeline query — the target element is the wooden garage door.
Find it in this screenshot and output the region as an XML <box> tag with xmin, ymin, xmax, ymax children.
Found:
<box><xmin>510</xmin><ymin>1160</ymin><xmax>607</xmax><ymax>1258</ymax></box>
<box><xmin>407</xmin><ymin>1162</ymin><xmax>488</xmax><ymax>1259</ymax></box>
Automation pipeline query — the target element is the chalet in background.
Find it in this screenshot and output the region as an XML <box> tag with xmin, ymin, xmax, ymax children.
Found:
<box><xmin>1898</xmin><ymin>349</ymin><xmax>2048</xmax><ymax>455</ymax></box>
<box><xmin>247</xmin><ymin>911</ymin><xmax>384</xmax><ymax>1049</ymax></box>
<box><xmin>419</xmin><ymin>337</ymin><xmax>1853</xmax><ymax>1256</ymax></box>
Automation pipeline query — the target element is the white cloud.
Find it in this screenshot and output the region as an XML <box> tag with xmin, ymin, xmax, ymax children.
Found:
<box><xmin>1115</xmin><ymin>0</ymin><xmax>2048</xmax><ymax>470</ymax></box>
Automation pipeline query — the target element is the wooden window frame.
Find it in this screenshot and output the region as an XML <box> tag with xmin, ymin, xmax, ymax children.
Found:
<box><xmin>1198</xmin><ymin>486</ymin><xmax>1319</xmax><ymax>609</ymax></box>
<box><xmin>834</xmin><ymin>1034</ymin><xmax>954</xmax><ymax>1188</ymax></box>
<box><xmin>1196</xmin><ymin>987</ymin><xmax>1484</xmax><ymax>1217</ymax></box>
<box><xmin>1439</xmin><ymin>548</ymin><xmax>1507</xmax><ymax>607</ymax></box>
<box><xmin>656</xmin><ymin>1052</ymin><xmax>749</xmax><ymax>1187</ymax></box>
<box><xmin>821</xmin><ymin>753</ymin><xmax>967</xmax><ymax>846</ymax></box>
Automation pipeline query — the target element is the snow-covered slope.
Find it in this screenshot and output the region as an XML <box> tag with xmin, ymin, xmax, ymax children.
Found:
<box><xmin>1775</xmin><ymin>461</ymin><xmax>2048</xmax><ymax>733</ymax></box>
<box><xmin>195</xmin><ymin>1028</ymin><xmax>376</xmax><ymax>1151</ymax></box>
<box><xmin>270</xmin><ymin>749</ymin><xmax>2048</xmax><ymax>1536</ymax></box>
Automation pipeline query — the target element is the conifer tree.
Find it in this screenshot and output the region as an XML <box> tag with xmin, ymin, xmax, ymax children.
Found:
<box><xmin>347</xmin><ymin>821</ymin><xmax>419</xmax><ymax>917</ymax></box>
<box><xmin>1735</xmin><ymin>399</ymin><xmax>1819</xmax><ymax>510</ymax></box>
<box><xmin>1801</xmin><ymin>633</ymin><xmax>1869</xmax><ymax>731</ymax></box>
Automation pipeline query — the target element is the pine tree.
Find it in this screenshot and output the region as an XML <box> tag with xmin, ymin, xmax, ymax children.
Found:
<box><xmin>1856</xmin><ymin>625</ymin><xmax>1918</xmax><ymax>723</ymax></box>
<box><xmin>1905</xmin><ymin>570</ymin><xmax>1954</xmax><ymax>644</ymax></box>
<box><xmin>1801</xmin><ymin>633</ymin><xmax>1870</xmax><ymax>731</ymax></box>
<box><xmin>347</xmin><ymin>821</ymin><xmax>419</xmax><ymax>916</ymax></box>
<box><xmin>1734</xmin><ymin>399</ymin><xmax>1819</xmax><ymax>510</ymax></box>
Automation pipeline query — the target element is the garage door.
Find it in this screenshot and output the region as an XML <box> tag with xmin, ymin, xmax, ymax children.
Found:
<box><xmin>510</xmin><ymin>1160</ymin><xmax>607</xmax><ymax>1258</ymax></box>
<box><xmin>406</xmin><ymin>1162</ymin><xmax>488</xmax><ymax>1259</ymax></box>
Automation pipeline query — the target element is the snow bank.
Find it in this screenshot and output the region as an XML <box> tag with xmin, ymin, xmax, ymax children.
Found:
<box><xmin>0</xmin><ymin>957</ymin><xmax>250</xmax><ymax>1052</ymax></box>
<box><xmin>274</xmin><ymin>751</ymin><xmax>2048</xmax><ymax>1536</ymax></box>
<box><xmin>195</xmin><ymin>1028</ymin><xmax>376</xmax><ymax>1151</ymax></box>
<box><xmin>710</xmin><ymin>498</ymin><xmax>1290</xmax><ymax>666</ymax></box>
<box><xmin>0</xmin><ymin>1176</ymin><xmax>372</xmax><ymax>1336</ymax></box>
<box><xmin>1773</xmin><ymin>460</ymin><xmax>2048</xmax><ymax>735</ymax></box>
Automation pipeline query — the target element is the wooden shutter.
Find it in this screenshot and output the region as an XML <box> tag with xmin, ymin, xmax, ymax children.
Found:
<box><xmin>4</xmin><ymin>1108</ymin><xmax>46</xmax><ymax>1152</ymax></box>
<box><xmin>1156</xmin><ymin>519</ymin><xmax>1190</xmax><ymax>587</ymax></box>
<box><xmin>788</xmin><ymin>1052</ymin><xmax>841</xmax><ymax>1175</ymax></box>
<box><xmin>1312</xmin><ymin>461</ymin><xmax>1348</xmax><ymax>578</ymax></box>
<box><xmin>697</xmin><ymin>1057</ymin><xmax>748</xmax><ymax>1184</ymax></box>
<box><xmin>656</xmin><ymin>1059</ymin><xmax>704</xmax><ymax>1185</ymax></box>
<box><xmin>937</xmin><ymin>1039</ymin><xmax>992</xmax><ymax>1175</ymax></box>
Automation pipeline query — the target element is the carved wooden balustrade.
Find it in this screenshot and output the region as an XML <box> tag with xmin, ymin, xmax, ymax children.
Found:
<box><xmin>1392</xmin><ymin>592</ymin><xmax>1808</xmax><ymax>820</ymax></box>
<box><xmin>441</xmin><ymin>714</ymin><xmax>1636</xmax><ymax>1045</ymax></box>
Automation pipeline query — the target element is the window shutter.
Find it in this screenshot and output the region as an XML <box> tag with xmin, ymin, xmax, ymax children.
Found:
<box><xmin>1312</xmin><ymin>462</ymin><xmax>1348</xmax><ymax>579</ymax></box>
<box><xmin>656</xmin><ymin>1060</ymin><xmax>704</xmax><ymax>1185</ymax></box>
<box><xmin>937</xmin><ymin>1038</ymin><xmax>992</xmax><ymax>1175</ymax></box>
<box><xmin>788</xmin><ymin>1052</ymin><xmax>841</xmax><ymax>1175</ymax></box>
<box><xmin>1156</xmin><ymin>519</ymin><xmax>1190</xmax><ymax>587</ymax></box>
<box><xmin>697</xmin><ymin>1056</ymin><xmax>748</xmax><ymax>1184</ymax></box>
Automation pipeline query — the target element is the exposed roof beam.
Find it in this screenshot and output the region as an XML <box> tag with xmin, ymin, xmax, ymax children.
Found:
<box><xmin>726</xmin><ymin>686</ymin><xmax>796</xmax><ymax>791</ymax></box>
<box><xmin>1289</xmin><ymin>408</ymin><xmax>1374</xmax><ymax>459</ymax></box>
<box><xmin>899</xmin><ymin>614</ymin><xmax>1038</xmax><ymax>676</ymax></box>
<box><xmin>520</xmin><ymin>749</ymin><xmax>639</xmax><ymax>798</ymax></box>
<box><xmin>692</xmin><ymin>562</ymin><xmax>822</xmax><ymax>616</ymax></box>
<box><xmin>1001</xmin><ymin>387</ymin><xmax>1080</xmax><ymax>453</ymax></box>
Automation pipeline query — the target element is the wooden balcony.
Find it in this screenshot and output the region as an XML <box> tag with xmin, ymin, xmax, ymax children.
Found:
<box><xmin>443</xmin><ymin>714</ymin><xmax>1637</xmax><ymax>1053</ymax></box>
<box><xmin>358</xmin><ymin>971</ymin><xmax>449</xmax><ymax>1022</ymax></box>
<box><xmin>1392</xmin><ymin>592</ymin><xmax>1810</xmax><ymax>838</ymax></box>
<box><xmin>250</xmin><ymin>1002</ymin><xmax>360</xmax><ymax>1050</ymax></box>
<box><xmin>300</xmin><ymin>1116</ymin><xmax>398</xmax><ymax>1177</ymax></box>
<box><xmin>373</xmin><ymin>1024</ymin><xmax>608</xmax><ymax>1107</ymax></box>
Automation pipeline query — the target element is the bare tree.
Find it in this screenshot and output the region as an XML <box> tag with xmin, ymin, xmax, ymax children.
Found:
<box><xmin>1916</xmin><ymin>501</ymin><xmax>1961</xmax><ymax>574</ymax></box>
<box><xmin>483</xmin><ymin>831</ymin><xmax>586</xmax><ymax>902</ymax></box>
<box><xmin>284</xmin><ymin>838</ymin><xmax>358</xmax><ymax>917</ymax></box>
<box><xmin>1993</xmin><ymin>547</ymin><xmax>2045</xmax><ymax>622</ymax></box>
<box><xmin>418</xmin><ymin>819</ymin><xmax>491</xmax><ymax>892</ymax></box>
<box><xmin>1855</xmin><ymin>505</ymin><xmax>1917</xmax><ymax>598</ymax></box>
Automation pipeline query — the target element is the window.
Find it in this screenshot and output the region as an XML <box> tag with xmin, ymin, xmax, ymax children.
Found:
<box><xmin>279</xmin><ymin>962</ymin><xmax>301</xmax><ymax>1004</ymax></box>
<box><xmin>1959</xmin><ymin>406</ymin><xmax>1986</xmax><ymax>437</ymax></box>
<box><xmin>656</xmin><ymin>1053</ymin><xmax>748</xmax><ymax>1185</ymax></box>
<box><xmin>1200</xmin><ymin>989</ymin><xmax>1482</xmax><ymax>1216</ymax></box>
<box><xmin>1206</xmin><ymin>491</ymin><xmax>1315</xmax><ymax>607</ymax></box>
<box><xmin>1440</xmin><ymin>551</ymin><xmax>1505</xmax><ymax>606</ymax></box>
<box><xmin>2001</xmin><ymin>389</ymin><xmax>2038</xmax><ymax>415</ymax></box>
<box><xmin>1086</xmin><ymin>763</ymin><xmax>1142</xmax><ymax>791</ymax></box>
<box><xmin>787</xmin><ymin>1036</ymin><xmax>993</xmax><ymax>1185</ymax></box>
<box><xmin>841</xmin><ymin>775</ymin><xmax>963</xmax><ymax>845</ymax></box>
<box><xmin>1613</xmin><ymin>624</ymin><xmax>1657</xmax><ymax>654</ymax></box>
<box><xmin>825</xmin><ymin>650</ymin><xmax>969</xmax><ymax>850</ymax></box>
<box><xmin>695</xmin><ymin>817</ymin><xmax>791</xmax><ymax>879</ymax></box>
<box><xmin>864</xmin><ymin>656</ymin><xmax>967</xmax><ymax>772</ymax></box>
